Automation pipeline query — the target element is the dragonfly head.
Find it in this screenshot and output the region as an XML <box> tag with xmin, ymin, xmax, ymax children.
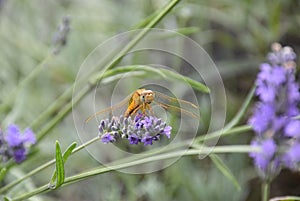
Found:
<box><xmin>140</xmin><ymin>90</ymin><xmax>155</xmax><ymax>104</ymax></box>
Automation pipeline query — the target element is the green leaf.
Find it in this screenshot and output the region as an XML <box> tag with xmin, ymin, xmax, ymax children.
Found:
<box><xmin>209</xmin><ymin>154</ymin><xmax>241</xmax><ymax>191</ymax></box>
<box><xmin>0</xmin><ymin>168</ymin><xmax>8</xmax><ymax>181</ymax></box>
<box><xmin>100</xmin><ymin>65</ymin><xmax>210</xmax><ymax>94</ymax></box>
<box><xmin>3</xmin><ymin>196</ymin><xmax>11</xmax><ymax>201</ymax></box>
<box><xmin>49</xmin><ymin>141</ymin><xmax>65</xmax><ymax>189</ymax></box>
<box><xmin>62</xmin><ymin>142</ymin><xmax>77</xmax><ymax>162</ymax></box>
<box><xmin>50</xmin><ymin>142</ymin><xmax>76</xmax><ymax>188</ymax></box>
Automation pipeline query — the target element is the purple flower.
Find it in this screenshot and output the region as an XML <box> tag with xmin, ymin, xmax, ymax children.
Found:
<box><xmin>162</xmin><ymin>126</ymin><xmax>172</xmax><ymax>138</ymax></box>
<box><xmin>141</xmin><ymin>135</ymin><xmax>153</xmax><ymax>146</ymax></box>
<box><xmin>5</xmin><ymin>124</ymin><xmax>22</xmax><ymax>147</ymax></box>
<box><xmin>248</xmin><ymin>103</ymin><xmax>275</xmax><ymax>134</ymax></box>
<box><xmin>287</xmin><ymin>81</ymin><xmax>300</xmax><ymax>102</ymax></box>
<box><xmin>22</xmin><ymin>128</ymin><xmax>36</xmax><ymax>144</ymax></box>
<box><xmin>283</xmin><ymin>143</ymin><xmax>300</xmax><ymax>169</ymax></box>
<box><xmin>98</xmin><ymin>114</ymin><xmax>172</xmax><ymax>145</ymax></box>
<box><xmin>1</xmin><ymin>124</ymin><xmax>36</xmax><ymax>163</ymax></box>
<box><xmin>250</xmin><ymin>139</ymin><xmax>277</xmax><ymax>171</ymax></box>
<box><xmin>5</xmin><ymin>124</ymin><xmax>36</xmax><ymax>147</ymax></box>
<box><xmin>52</xmin><ymin>16</ymin><xmax>71</xmax><ymax>55</ymax></box>
<box><xmin>284</xmin><ymin>120</ymin><xmax>300</xmax><ymax>137</ymax></box>
<box><xmin>249</xmin><ymin>43</ymin><xmax>300</xmax><ymax>179</ymax></box>
<box><xmin>101</xmin><ymin>133</ymin><xmax>115</xmax><ymax>144</ymax></box>
<box><xmin>128</xmin><ymin>133</ymin><xmax>139</xmax><ymax>144</ymax></box>
<box><xmin>13</xmin><ymin>147</ymin><xmax>27</xmax><ymax>163</ymax></box>
<box><xmin>270</xmin><ymin>66</ymin><xmax>287</xmax><ymax>85</ymax></box>
<box><xmin>141</xmin><ymin>116</ymin><xmax>154</xmax><ymax>129</ymax></box>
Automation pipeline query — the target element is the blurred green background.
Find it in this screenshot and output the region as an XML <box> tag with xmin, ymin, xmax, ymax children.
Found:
<box><xmin>1</xmin><ymin>0</ymin><xmax>300</xmax><ymax>200</ymax></box>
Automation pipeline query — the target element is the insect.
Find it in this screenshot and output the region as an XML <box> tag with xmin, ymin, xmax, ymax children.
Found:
<box><xmin>85</xmin><ymin>88</ymin><xmax>199</xmax><ymax>123</ymax></box>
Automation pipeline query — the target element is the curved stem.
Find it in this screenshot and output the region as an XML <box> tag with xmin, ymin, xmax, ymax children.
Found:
<box><xmin>11</xmin><ymin>145</ymin><xmax>257</xmax><ymax>201</ymax></box>
<box><xmin>0</xmin><ymin>136</ymin><xmax>100</xmax><ymax>194</ymax></box>
<box><xmin>0</xmin><ymin>124</ymin><xmax>251</xmax><ymax>194</ymax></box>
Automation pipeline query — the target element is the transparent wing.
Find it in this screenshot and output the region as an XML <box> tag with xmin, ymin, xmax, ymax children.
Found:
<box><xmin>85</xmin><ymin>93</ymin><xmax>132</xmax><ymax>123</ymax></box>
<box><xmin>154</xmin><ymin>91</ymin><xmax>200</xmax><ymax>119</ymax></box>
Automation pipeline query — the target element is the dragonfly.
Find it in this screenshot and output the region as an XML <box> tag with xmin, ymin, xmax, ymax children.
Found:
<box><xmin>85</xmin><ymin>88</ymin><xmax>200</xmax><ymax>123</ymax></box>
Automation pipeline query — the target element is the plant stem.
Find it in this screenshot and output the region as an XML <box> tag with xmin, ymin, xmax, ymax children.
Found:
<box><xmin>262</xmin><ymin>181</ymin><xmax>270</xmax><ymax>201</ymax></box>
<box><xmin>0</xmin><ymin>136</ymin><xmax>100</xmax><ymax>194</ymax></box>
<box><xmin>31</xmin><ymin>0</ymin><xmax>182</xmax><ymax>141</ymax></box>
<box><xmin>11</xmin><ymin>145</ymin><xmax>257</xmax><ymax>201</ymax></box>
<box><xmin>0</xmin><ymin>54</ymin><xmax>52</xmax><ymax>116</ymax></box>
<box><xmin>95</xmin><ymin>0</ymin><xmax>181</xmax><ymax>78</ymax></box>
<box><xmin>0</xmin><ymin>124</ymin><xmax>251</xmax><ymax>194</ymax></box>
<box><xmin>1</xmin><ymin>0</ymin><xmax>184</xmax><ymax>193</ymax></box>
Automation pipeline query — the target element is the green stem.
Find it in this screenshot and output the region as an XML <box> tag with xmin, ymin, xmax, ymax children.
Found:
<box><xmin>0</xmin><ymin>124</ymin><xmax>251</xmax><ymax>194</ymax></box>
<box><xmin>0</xmin><ymin>136</ymin><xmax>100</xmax><ymax>194</ymax></box>
<box><xmin>195</xmin><ymin>125</ymin><xmax>251</xmax><ymax>143</ymax></box>
<box><xmin>11</xmin><ymin>145</ymin><xmax>257</xmax><ymax>201</ymax></box>
<box><xmin>30</xmin><ymin>87</ymin><xmax>73</xmax><ymax>131</ymax></box>
<box><xmin>97</xmin><ymin>0</ymin><xmax>181</xmax><ymax>76</ymax></box>
<box><xmin>0</xmin><ymin>54</ymin><xmax>52</xmax><ymax>115</ymax></box>
<box><xmin>262</xmin><ymin>181</ymin><xmax>269</xmax><ymax>201</ymax></box>
<box><xmin>223</xmin><ymin>85</ymin><xmax>255</xmax><ymax>130</ymax></box>
<box><xmin>0</xmin><ymin>0</ymin><xmax>184</xmax><ymax>192</ymax></box>
<box><xmin>32</xmin><ymin>0</ymin><xmax>181</xmax><ymax>141</ymax></box>
<box><xmin>91</xmin><ymin>65</ymin><xmax>209</xmax><ymax>93</ymax></box>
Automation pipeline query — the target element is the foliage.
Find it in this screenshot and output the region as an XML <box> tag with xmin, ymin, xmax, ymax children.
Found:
<box><xmin>0</xmin><ymin>0</ymin><xmax>299</xmax><ymax>201</ymax></box>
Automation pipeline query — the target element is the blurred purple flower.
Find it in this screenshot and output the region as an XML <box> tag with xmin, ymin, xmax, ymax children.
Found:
<box><xmin>249</xmin><ymin>43</ymin><xmax>300</xmax><ymax>180</ymax></box>
<box><xmin>283</xmin><ymin>143</ymin><xmax>300</xmax><ymax>170</ymax></box>
<box><xmin>52</xmin><ymin>16</ymin><xmax>71</xmax><ymax>55</ymax></box>
<box><xmin>1</xmin><ymin>124</ymin><xmax>36</xmax><ymax>163</ymax></box>
<box><xmin>250</xmin><ymin>139</ymin><xmax>276</xmax><ymax>172</ymax></box>
<box><xmin>13</xmin><ymin>147</ymin><xmax>27</xmax><ymax>163</ymax></box>
<box><xmin>248</xmin><ymin>103</ymin><xmax>275</xmax><ymax>134</ymax></box>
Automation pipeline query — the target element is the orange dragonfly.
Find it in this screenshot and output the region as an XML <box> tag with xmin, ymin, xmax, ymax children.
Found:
<box><xmin>85</xmin><ymin>88</ymin><xmax>200</xmax><ymax>123</ymax></box>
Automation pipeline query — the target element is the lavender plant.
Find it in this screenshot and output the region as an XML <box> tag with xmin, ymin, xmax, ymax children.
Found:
<box><xmin>0</xmin><ymin>124</ymin><xmax>36</xmax><ymax>164</ymax></box>
<box><xmin>249</xmin><ymin>43</ymin><xmax>300</xmax><ymax>200</ymax></box>
<box><xmin>98</xmin><ymin>114</ymin><xmax>171</xmax><ymax>145</ymax></box>
<box><xmin>1</xmin><ymin>1</ymin><xmax>300</xmax><ymax>201</ymax></box>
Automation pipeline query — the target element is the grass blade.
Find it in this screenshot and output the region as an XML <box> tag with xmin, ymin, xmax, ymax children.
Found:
<box><xmin>209</xmin><ymin>154</ymin><xmax>241</xmax><ymax>190</ymax></box>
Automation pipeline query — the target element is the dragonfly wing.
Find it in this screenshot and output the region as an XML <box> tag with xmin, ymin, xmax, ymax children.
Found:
<box><xmin>155</xmin><ymin>91</ymin><xmax>198</xmax><ymax>109</ymax></box>
<box><xmin>85</xmin><ymin>93</ymin><xmax>132</xmax><ymax>123</ymax></box>
<box><xmin>153</xmin><ymin>100</ymin><xmax>200</xmax><ymax>119</ymax></box>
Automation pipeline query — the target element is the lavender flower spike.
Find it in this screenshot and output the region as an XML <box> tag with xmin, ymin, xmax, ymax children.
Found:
<box><xmin>249</xmin><ymin>43</ymin><xmax>300</xmax><ymax>180</ymax></box>
<box><xmin>97</xmin><ymin>114</ymin><xmax>172</xmax><ymax>146</ymax></box>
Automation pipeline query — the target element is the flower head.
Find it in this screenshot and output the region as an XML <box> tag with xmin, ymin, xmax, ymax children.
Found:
<box><xmin>0</xmin><ymin>124</ymin><xmax>36</xmax><ymax>163</ymax></box>
<box><xmin>98</xmin><ymin>114</ymin><xmax>172</xmax><ymax>146</ymax></box>
<box><xmin>52</xmin><ymin>16</ymin><xmax>71</xmax><ymax>55</ymax></box>
<box><xmin>249</xmin><ymin>43</ymin><xmax>300</xmax><ymax>179</ymax></box>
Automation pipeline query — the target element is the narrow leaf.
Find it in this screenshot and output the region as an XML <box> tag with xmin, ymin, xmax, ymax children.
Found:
<box><xmin>100</xmin><ymin>65</ymin><xmax>209</xmax><ymax>94</ymax></box>
<box><xmin>49</xmin><ymin>141</ymin><xmax>65</xmax><ymax>189</ymax></box>
<box><xmin>50</xmin><ymin>142</ymin><xmax>76</xmax><ymax>188</ymax></box>
<box><xmin>62</xmin><ymin>142</ymin><xmax>77</xmax><ymax>162</ymax></box>
<box><xmin>209</xmin><ymin>154</ymin><xmax>241</xmax><ymax>190</ymax></box>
